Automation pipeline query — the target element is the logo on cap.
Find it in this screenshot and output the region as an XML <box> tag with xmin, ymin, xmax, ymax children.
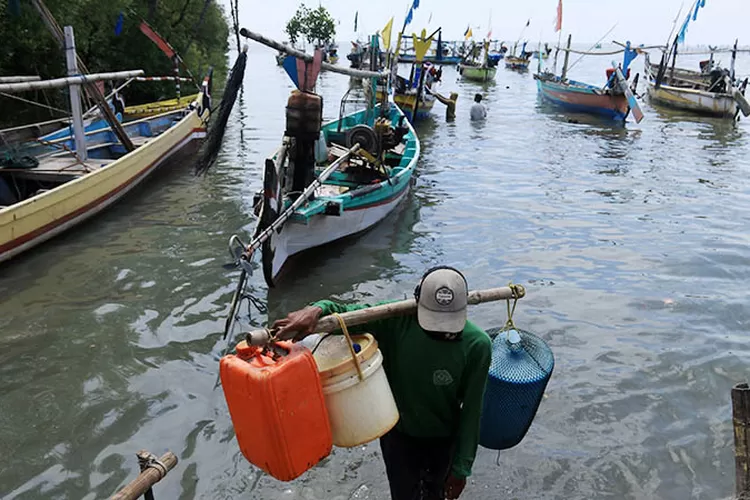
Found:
<box><xmin>435</xmin><ymin>286</ymin><xmax>454</xmax><ymax>306</ymax></box>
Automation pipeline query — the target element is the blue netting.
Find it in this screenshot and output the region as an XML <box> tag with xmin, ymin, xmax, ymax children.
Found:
<box><xmin>479</xmin><ymin>328</ymin><xmax>554</xmax><ymax>450</ymax></box>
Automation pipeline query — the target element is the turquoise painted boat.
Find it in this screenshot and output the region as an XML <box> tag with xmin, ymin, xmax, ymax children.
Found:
<box><xmin>252</xmin><ymin>101</ymin><xmax>419</xmax><ymax>286</ymax></box>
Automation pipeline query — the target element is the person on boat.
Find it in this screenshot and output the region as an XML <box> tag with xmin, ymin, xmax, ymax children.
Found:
<box><xmin>470</xmin><ymin>94</ymin><xmax>487</xmax><ymax>121</ymax></box>
<box><xmin>272</xmin><ymin>267</ymin><xmax>492</xmax><ymax>500</ymax></box>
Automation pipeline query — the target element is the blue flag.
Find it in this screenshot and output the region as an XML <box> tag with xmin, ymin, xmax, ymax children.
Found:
<box><xmin>679</xmin><ymin>0</ymin><xmax>706</xmax><ymax>43</ymax></box>
<box><xmin>413</xmin><ymin>0</ymin><xmax>420</xmax><ymax>9</ymax></box>
<box><xmin>114</xmin><ymin>11</ymin><xmax>124</xmax><ymax>36</ymax></box>
<box><xmin>622</xmin><ymin>41</ymin><xmax>637</xmax><ymax>71</ymax></box>
<box><xmin>282</xmin><ymin>55</ymin><xmax>300</xmax><ymax>89</ymax></box>
<box><xmin>405</xmin><ymin>8</ymin><xmax>413</xmax><ymax>26</ymax></box>
<box><xmin>693</xmin><ymin>0</ymin><xmax>706</xmax><ymax>20</ymax></box>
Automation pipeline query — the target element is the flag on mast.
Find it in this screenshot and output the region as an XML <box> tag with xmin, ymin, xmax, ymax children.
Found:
<box><xmin>354</xmin><ymin>11</ymin><xmax>358</xmax><ymax>32</ymax></box>
<box><xmin>464</xmin><ymin>26</ymin><xmax>473</xmax><ymax>40</ymax></box>
<box><xmin>381</xmin><ymin>17</ymin><xmax>394</xmax><ymax>51</ymax></box>
<box><xmin>554</xmin><ymin>0</ymin><xmax>563</xmax><ymax>32</ymax></box>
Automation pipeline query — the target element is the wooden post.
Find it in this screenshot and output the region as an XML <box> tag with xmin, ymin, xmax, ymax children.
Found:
<box><xmin>110</xmin><ymin>451</ymin><xmax>177</xmax><ymax>500</ymax></box>
<box><xmin>561</xmin><ymin>34</ymin><xmax>572</xmax><ymax>81</ymax></box>
<box><xmin>173</xmin><ymin>56</ymin><xmax>181</xmax><ymax>103</ymax></box>
<box><xmin>412</xmin><ymin>63</ymin><xmax>426</xmax><ymax>121</ymax></box>
<box><xmin>733</xmin><ymin>383</ymin><xmax>750</xmax><ymax>499</ymax></box>
<box><xmin>63</xmin><ymin>26</ymin><xmax>87</xmax><ymax>161</ymax></box>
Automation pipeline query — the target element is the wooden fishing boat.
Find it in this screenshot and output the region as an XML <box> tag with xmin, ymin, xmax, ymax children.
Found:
<box><xmin>644</xmin><ymin>3</ymin><xmax>750</xmax><ymax>118</ymax></box>
<box><xmin>534</xmin><ymin>36</ymin><xmax>644</xmax><ymax>123</ymax></box>
<box><xmin>644</xmin><ymin>52</ymin><xmax>750</xmax><ymax>118</ymax></box>
<box><xmin>458</xmin><ymin>40</ymin><xmax>498</xmax><ymax>83</ymax></box>
<box><xmin>252</xmin><ymin>100</ymin><xmax>419</xmax><ymax>286</ymax></box>
<box><xmin>459</xmin><ymin>65</ymin><xmax>497</xmax><ymax>82</ymax></box>
<box><xmin>374</xmin><ymin>31</ymin><xmax>438</xmax><ymax>122</ymax></box>
<box><xmin>372</xmin><ymin>87</ymin><xmax>436</xmax><ymax>121</ymax></box>
<box><xmin>124</xmin><ymin>93</ymin><xmax>199</xmax><ymax>120</ymax></box>
<box><xmin>505</xmin><ymin>55</ymin><xmax>531</xmax><ymax>71</ymax></box>
<box><xmin>0</xmin><ymin>79</ymin><xmax>211</xmax><ymax>263</ymax></box>
<box><xmin>535</xmin><ymin>74</ymin><xmax>632</xmax><ymax>120</ymax></box>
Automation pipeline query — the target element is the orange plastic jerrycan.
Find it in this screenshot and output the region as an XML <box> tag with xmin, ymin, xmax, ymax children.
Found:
<box><xmin>220</xmin><ymin>340</ymin><xmax>332</xmax><ymax>481</ymax></box>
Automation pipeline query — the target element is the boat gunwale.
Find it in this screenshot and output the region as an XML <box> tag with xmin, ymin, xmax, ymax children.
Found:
<box><xmin>0</xmin><ymin>94</ymin><xmax>206</xmax><ymax>221</ymax></box>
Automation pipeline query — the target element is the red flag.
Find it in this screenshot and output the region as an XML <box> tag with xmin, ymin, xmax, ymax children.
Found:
<box><xmin>139</xmin><ymin>21</ymin><xmax>175</xmax><ymax>59</ymax></box>
<box><xmin>555</xmin><ymin>0</ymin><xmax>563</xmax><ymax>32</ymax></box>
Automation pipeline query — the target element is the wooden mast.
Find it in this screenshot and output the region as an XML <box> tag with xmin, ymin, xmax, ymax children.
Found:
<box><xmin>561</xmin><ymin>34</ymin><xmax>572</xmax><ymax>80</ymax></box>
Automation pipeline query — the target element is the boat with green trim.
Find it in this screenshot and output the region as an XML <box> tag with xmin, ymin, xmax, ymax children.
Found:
<box><xmin>252</xmin><ymin>99</ymin><xmax>419</xmax><ymax>286</ymax></box>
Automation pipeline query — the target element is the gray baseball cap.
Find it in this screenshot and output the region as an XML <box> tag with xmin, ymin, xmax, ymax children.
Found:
<box><xmin>416</xmin><ymin>268</ymin><xmax>468</xmax><ymax>333</ymax></box>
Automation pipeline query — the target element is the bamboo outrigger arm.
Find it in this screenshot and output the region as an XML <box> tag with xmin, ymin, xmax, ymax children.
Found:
<box><xmin>0</xmin><ymin>70</ymin><xmax>144</xmax><ymax>93</ymax></box>
<box><xmin>245</xmin><ymin>285</ymin><xmax>527</xmax><ymax>345</ymax></box>
<box><xmin>0</xmin><ymin>76</ymin><xmax>41</xmax><ymax>84</ymax></box>
<box><xmin>239</xmin><ymin>28</ymin><xmax>387</xmax><ymax>80</ymax></box>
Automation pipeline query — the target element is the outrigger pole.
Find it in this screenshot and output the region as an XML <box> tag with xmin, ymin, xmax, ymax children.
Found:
<box><xmin>240</xmin><ymin>29</ymin><xmax>387</xmax><ymax>80</ymax></box>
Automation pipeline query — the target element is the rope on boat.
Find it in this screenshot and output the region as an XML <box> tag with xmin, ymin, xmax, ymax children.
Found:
<box><xmin>0</xmin><ymin>91</ymin><xmax>69</xmax><ymax>115</ymax></box>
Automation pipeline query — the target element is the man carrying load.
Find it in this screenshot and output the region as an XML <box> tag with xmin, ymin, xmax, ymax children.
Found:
<box><xmin>273</xmin><ymin>267</ymin><xmax>492</xmax><ymax>500</ymax></box>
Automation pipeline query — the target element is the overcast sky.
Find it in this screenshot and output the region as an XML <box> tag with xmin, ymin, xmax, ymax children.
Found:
<box><xmin>233</xmin><ymin>0</ymin><xmax>746</xmax><ymax>47</ymax></box>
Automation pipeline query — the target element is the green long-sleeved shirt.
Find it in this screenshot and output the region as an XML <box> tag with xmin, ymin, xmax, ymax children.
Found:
<box><xmin>311</xmin><ymin>300</ymin><xmax>492</xmax><ymax>478</ymax></box>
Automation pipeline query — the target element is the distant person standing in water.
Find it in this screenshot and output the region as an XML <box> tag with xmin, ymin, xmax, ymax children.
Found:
<box><xmin>470</xmin><ymin>94</ymin><xmax>487</xmax><ymax>121</ymax></box>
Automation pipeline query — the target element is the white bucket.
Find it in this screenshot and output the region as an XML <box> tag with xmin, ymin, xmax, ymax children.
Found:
<box><xmin>313</xmin><ymin>334</ymin><xmax>399</xmax><ymax>448</ymax></box>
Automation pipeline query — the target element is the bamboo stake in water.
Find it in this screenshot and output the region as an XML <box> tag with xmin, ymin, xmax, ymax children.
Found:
<box><xmin>733</xmin><ymin>383</ymin><xmax>750</xmax><ymax>499</ymax></box>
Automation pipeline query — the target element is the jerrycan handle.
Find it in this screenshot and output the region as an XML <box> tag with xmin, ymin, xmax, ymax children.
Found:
<box><xmin>332</xmin><ymin>313</ymin><xmax>365</xmax><ymax>382</ymax></box>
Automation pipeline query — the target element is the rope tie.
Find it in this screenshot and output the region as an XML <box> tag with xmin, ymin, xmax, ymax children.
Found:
<box><xmin>503</xmin><ymin>282</ymin><xmax>521</xmax><ymax>332</ymax></box>
<box><xmin>137</xmin><ymin>451</ymin><xmax>168</xmax><ymax>480</ymax></box>
<box><xmin>332</xmin><ymin>313</ymin><xmax>365</xmax><ymax>381</ymax></box>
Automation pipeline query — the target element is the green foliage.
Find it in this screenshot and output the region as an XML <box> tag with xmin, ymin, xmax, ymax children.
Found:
<box><xmin>285</xmin><ymin>4</ymin><xmax>336</xmax><ymax>47</ymax></box>
<box><xmin>285</xmin><ymin>4</ymin><xmax>309</xmax><ymax>46</ymax></box>
<box><xmin>0</xmin><ymin>0</ymin><xmax>229</xmax><ymax>125</ymax></box>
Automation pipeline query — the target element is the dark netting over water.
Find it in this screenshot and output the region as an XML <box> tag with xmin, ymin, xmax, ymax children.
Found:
<box><xmin>479</xmin><ymin>328</ymin><xmax>554</xmax><ymax>451</ymax></box>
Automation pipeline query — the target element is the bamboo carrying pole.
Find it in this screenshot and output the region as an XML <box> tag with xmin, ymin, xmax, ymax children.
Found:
<box><xmin>239</xmin><ymin>28</ymin><xmax>387</xmax><ymax>80</ymax></box>
<box><xmin>245</xmin><ymin>285</ymin><xmax>526</xmax><ymax>345</ymax></box>
<box><xmin>733</xmin><ymin>383</ymin><xmax>750</xmax><ymax>499</ymax></box>
<box><xmin>110</xmin><ymin>451</ymin><xmax>177</xmax><ymax>500</ymax></box>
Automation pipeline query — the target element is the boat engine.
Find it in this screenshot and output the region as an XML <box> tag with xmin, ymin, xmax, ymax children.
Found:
<box><xmin>709</xmin><ymin>68</ymin><xmax>729</xmax><ymax>94</ymax></box>
<box><xmin>286</xmin><ymin>91</ymin><xmax>323</xmax><ymax>193</ymax></box>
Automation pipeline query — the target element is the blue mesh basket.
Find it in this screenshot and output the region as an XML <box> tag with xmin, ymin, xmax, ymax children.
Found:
<box><xmin>479</xmin><ymin>328</ymin><xmax>554</xmax><ymax>450</ymax></box>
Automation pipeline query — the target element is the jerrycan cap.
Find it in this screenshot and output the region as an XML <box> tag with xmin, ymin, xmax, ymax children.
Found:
<box><xmin>235</xmin><ymin>340</ymin><xmax>255</xmax><ymax>356</ymax></box>
<box><xmin>502</xmin><ymin>329</ymin><xmax>523</xmax><ymax>345</ymax></box>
